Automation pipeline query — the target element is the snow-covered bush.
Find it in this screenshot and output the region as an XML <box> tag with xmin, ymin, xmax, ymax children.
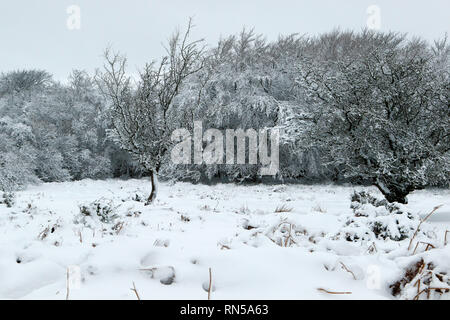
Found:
<box><xmin>0</xmin><ymin>192</ymin><xmax>15</xmax><ymax>207</ymax></box>
<box><xmin>336</xmin><ymin>191</ymin><xmax>420</xmax><ymax>242</ymax></box>
<box><xmin>77</xmin><ymin>199</ymin><xmax>119</xmax><ymax>225</ymax></box>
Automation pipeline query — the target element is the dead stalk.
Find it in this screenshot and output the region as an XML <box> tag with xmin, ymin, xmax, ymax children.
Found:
<box><xmin>208</xmin><ymin>268</ymin><xmax>212</xmax><ymax>300</ymax></box>
<box><xmin>66</xmin><ymin>268</ymin><xmax>70</xmax><ymax>300</ymax></box>
<box><xmin>275</xmin><ymin>204</ymin><xmax>293</xmax><ymax>213</ymax></box>
<box><xmin>412</xmin><ymin>242</ymin><xmax>420</xmax><ymax>255</ymax></box>
<box><xmin>340</xmin><ymin>262</ymin><xmax>357</xmax><ymax>280</ymax></box>
<box><xmin>317</xmin><ymin>288</ymin><xmax>352</xmax><ymax>295</ymax></box>
<box><xmin>412</xmin><ymin>242</ymin><xmax>436</xmax><ymax>255</ymax></box>
<box><xmin>408</xmin><ymin>205</ymin><xmax>443</xmax><ymax>251</ymax></box>
<box><xmin>445</xmin><ymin>230</ymin><xmax>449</xmax><ymax>246</ymax></box>
<box><xmin>414</xmin><ymin>287</ymin><xmax>450</xmax><ymax>300</ymax></box>
<box><xmin>276</xmin><ymin>222</ymin><xmax>297</xmax><ymax>247</ymax></box>
<box><xmin>131</xmin><ymin>282</ymin><xmax>141</xmax><ymax>300</ymax></box>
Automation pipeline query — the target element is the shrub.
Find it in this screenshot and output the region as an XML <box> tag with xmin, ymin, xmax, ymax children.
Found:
<box><xmin>338</xmin><ymin>191</ymin><xmax>420</xmax><ymax>242</ymax></box>
<box><xmin>78</xmin><ymin>199</ymin><xmax>119</xmax><ymax>224</ymax></box>
<box><xmin>0</xmin><ymin>192</ymin><xmax>15</xmax><ymax>208</ymax></box>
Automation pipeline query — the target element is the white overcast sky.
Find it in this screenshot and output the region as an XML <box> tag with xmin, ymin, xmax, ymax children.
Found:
<box><xmin>1</xmin><ymin>0</ymin><xmax>449</xmax><ymax>80</ymax></box>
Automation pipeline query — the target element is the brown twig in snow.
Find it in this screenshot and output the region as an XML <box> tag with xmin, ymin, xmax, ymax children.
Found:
<box><xmin>412</xmin><ymin>242</ymin><xmax>436</xmax><ymax>255</ymax></box>
<box><xmin>408</xmin><ymin>205</ymin><xmax>443</xmax><ymax>251</ymax></box>
<box><xmin>131</xmin><ymin>282</ymin><xmax>141</xmax><ymax>300</ymax></box>
<box><xmin>340</xmin><ymin>262</ymin><xmax>357</xmax><ymax>280</ymax></box>
<box><xmin>317</xmin><ymin>288</ymin><xmax>352</xmax><ymax>295</ymax></box>
<box><xmin>208</xmin><ymin>268</ymin><xmax>212</xmax><ymax>300</ymax></box>
<box><xmin>445</xmin><ymin>230</ymin><xmax>449</xmax><ymax>246</ymax></box>
<box><xmin>414</xmin><ymin>287</ymin><xmax>450</xmax><ymax>300</ymax></box>
<box><xmin>412</xmin><ymin>242</ymin><xmax>420</xmax><ymax>255</ymax></box>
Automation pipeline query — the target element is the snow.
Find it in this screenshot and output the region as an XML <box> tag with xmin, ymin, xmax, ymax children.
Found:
<box><xmin>0</xmin><ymin>179</ymin><xmax>449</xmax><ymax>300</ymax></box>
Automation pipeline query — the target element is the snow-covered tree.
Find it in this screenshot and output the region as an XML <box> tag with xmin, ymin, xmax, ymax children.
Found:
<box><xmin>98</xmin><ymin>19</ymin><xmax>205</xmax><ymax>203</ymax></box>
<box><xmin>298</xmin><ymin>31</ymin><xmax>449</xmax><ymax>203</ymax></box>
<box><xmin>0</xmin><ymin>69</ymin><xmax>117</xmax><ymax>191</ymax></box>
<box><xmin>0</xmin><ymin>116</ymin><xmax>38</xmax><ymax>191</ymax></box>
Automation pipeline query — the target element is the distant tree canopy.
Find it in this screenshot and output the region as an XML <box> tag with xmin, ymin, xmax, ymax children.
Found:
<box><xmin>1</xmin><ymin>27</ymin><xmax>449</xmax><ymax>204</ymax></box>
<box><xmin>0</xmin><ymin>69</ymin><xmax>137</xmax><ymax>191</ymax></box>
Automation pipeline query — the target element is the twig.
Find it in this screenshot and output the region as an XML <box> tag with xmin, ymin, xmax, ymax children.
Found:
<box><xmin>413</xmin><ymin>287</ymin><xmax>450</xmax><ymax>300</ymax></box>
<box><xmin>408</xmin><ymin>205</ymin><xmax>443</xmax><ymax>251</ymax></box>
<box><xmin>412</xmin><ymin>242</ymin><xmax>420</xmax><ymax>255</ymax></box>
<box><xmin>340</xmin><ymin>262</ymin><xmax>357</xmax><ymax>280</ymax></box>
<box><xmin>317</xmin><ymin>288</ymin><xmax>352</xmax><ymax>295</ymax></box>
<box><xmin>66</xmin><ymin>268</ymin><xmax>70</xmax><ymax>300</ymax></box>
<box><xmin>131</xmin><ymin>281</ymin><xmax>141</xmax><ymax>300</ymax></box>
<box><xmin>208</xmin><ymin>268</ymin><xmax>212</xmax><ymax>300</ymax></box>
<box><xmin>367</xmin><ymin>242</ymin><xmax>377</xmax><ymax>253</ymax></box>
<box><xmin>276</xmin><ymin>222</ymin><xmax>297</xmax><ymax>247</ymax></box>
<box><xmin>415</xmin><ymin>278</ymin><xmax>421</xmax><ymax>297</ymax></box>
<box><xmin>115</xmin><ymin>222</ymin><xmax>125</xmax><ymax>235</ymax></box>
<box><xmin>412</xmin><ymin>242</ymin><xmax>436</xmax><ymax>255</ymax></box>
<box><xmin>445</xmin><ymin>230</ymin><xmax>449</xmax><ymax>246</ymax></box>
<box><xmin>38</xmin><ymin>227</ymin><xmax>50</xmax><ymax>240</ymax></box>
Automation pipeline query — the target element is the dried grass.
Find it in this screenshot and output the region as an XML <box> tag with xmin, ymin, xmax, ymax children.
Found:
<box><xmin>275</xmin><ymin>204</ymin><xmax>293</xmax><ymax>213</ymax></box>
<box><xmin>408</xmin><ymin>205</ymin><xmax>443</xmax><ymax>251</ymax></box>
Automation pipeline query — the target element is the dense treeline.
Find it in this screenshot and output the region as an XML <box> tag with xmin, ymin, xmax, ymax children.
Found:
<box><xmin>1</xmin><ymin>27</ymin><xmax>449</xmax><ymax>203</ymax></box>
<box><xmin>0</xmin><ymin>70</ymin><xmax>140</xmax><ymax>191</ymax></box>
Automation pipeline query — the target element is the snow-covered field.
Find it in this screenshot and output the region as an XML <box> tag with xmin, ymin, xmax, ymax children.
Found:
<box><xmin>0</xmin><ymin>179</ymin><xmax>449</xmax><ymax>300</ymax></box>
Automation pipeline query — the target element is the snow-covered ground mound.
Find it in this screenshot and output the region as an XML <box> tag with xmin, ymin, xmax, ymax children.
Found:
<box><xmin>0</xmin><ymin>179</ymin><xmax>449</xmax><ymax>300</ymax></box>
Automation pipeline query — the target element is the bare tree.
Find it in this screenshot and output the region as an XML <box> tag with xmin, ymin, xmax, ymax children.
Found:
<box><xmin>97</xmin><ymin>19</ymin><xmax>205</xmax><ymax>204</ymax></box>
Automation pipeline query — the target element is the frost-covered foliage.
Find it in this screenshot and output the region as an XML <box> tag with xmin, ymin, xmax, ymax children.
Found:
<box><xmin>298</xmin><ymin>31</ymin><xmax>450</xmax><ymax>203</ymax></box>
<box><xmin>162</xmin><ymin>29</ymin><xmax>449</xmax><ymax>188</ymax></box>
<box><xmin>338</xmin><ymin>191</ymin><xmax>420</xmax><ymax>242</ymax></box>
<box><xmin>0</xmin><ymin>70</ymin><xmax>136</xmax><ymax>191</ymax></box>
<box><xmin>165</xmin><ymin>30</ymin><xmax>326</xmax><ymax>182</ymax></box>
<box><xmin>0</xmin><ymin>116</ymin><xmax>39</xmax><ymax>191</ymax></box>
<box><xmin>1</xmin><ymin>29</ymin><xmax>448</xmax><ymax>194</ymax></box>
<box><xmin>0</xmin><ymin>192</ymin><xmax>15</xmax><ymax>208</ymax></box>
<box><xmin>77</xmin><ymin>199</ymin><xmax>119</xmax><ymax>225</ymax></box>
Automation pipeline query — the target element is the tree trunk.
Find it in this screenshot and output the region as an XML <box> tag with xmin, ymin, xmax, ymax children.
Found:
<box><xmin>146</xmin><ymin>170</ymin><xmax>158</xmax><ymax>205</ymax></box>
<box><xmin>374</xmin><ymin>179</ymin><xmax>414</xmax><ymax>204</ymax></box>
